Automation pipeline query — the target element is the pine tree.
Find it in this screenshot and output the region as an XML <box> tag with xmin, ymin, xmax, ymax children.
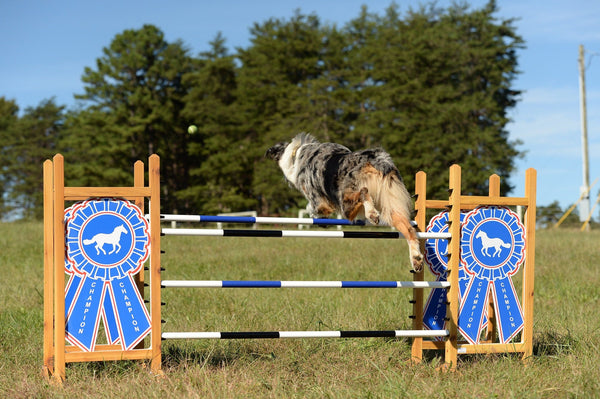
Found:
<box><xmin>177</xmin><ymin>33</ymin><xmax>255</xmax><ymax>214</ymax></box>
<box><xmin>0</xmin><ymin>97</ymin><xmax>20</xmax><ymax>218</ymax></box>
<box><xmin>236</xmin><ymin>11</ymin><xmax>352</xmax><ymax>214</ymax></box>
<box><xmin>0</xmin><ymin>98</ymin><xmax>64</xmax><ymax>219</ymax></box>
<box><xmin>338</xmin><ymin>1</ymin><xmax>523</xmax><ymax>200</ymax></box>
<box><xmin>71</xmin><ymin>24</ymin><xmax>196</xmax><ymax>212</ymax></box>
<box><xmin>59</xmin><ymin>108</ymin><xmax>131</xmax><ymax>188</ymax></box>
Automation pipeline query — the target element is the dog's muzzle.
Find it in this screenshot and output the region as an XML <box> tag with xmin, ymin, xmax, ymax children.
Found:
<box><xmin>265</xmin><ymin>142</ymin><xmax>287</xmax><ymax>161</ymax></box>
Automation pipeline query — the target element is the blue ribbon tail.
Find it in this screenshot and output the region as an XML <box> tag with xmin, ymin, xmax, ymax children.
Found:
<box><xmin>458</xmin><ymin>269</ymin><xmax>489</xmax><ymax>329</ymax></box>
<box><xmin>65</xmin><ymin>273</ymin><xmax>82</xmax><ymax>316</ymax></box>
<box><xmin>492</xmin><ymin>277</ymin><xmax>524</xmax><ymax>343</ymax></box>
<box><xmin>65</xmin><ymin>277</ymin><xmax>105</xmax><ymax>351</ymax></box>
<box><xmin>108</xmin><ymin>275</ymin><xmax>151</xmax><ymax>350</ymax></box>
<box><xmin>102</xmin><ymin>293</ymin><xmax>121</xmax><ymax>345</ymax></box>
<box><xmin>458</xmin><ymin>277</ymin><xmax>489</xmax><ymax>344</ymax></box>
<box><xmin>423</xmin><ymin>282</ymin><xmax>448</xmax><ymax>336</ymax></box>
<box><xmin>458</xmin><ymin>268</ymin><xmax>470</xmax><ymax>300</ymax></box>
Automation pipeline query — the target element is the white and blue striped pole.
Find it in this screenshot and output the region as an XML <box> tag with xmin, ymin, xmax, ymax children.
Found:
<box><xmin>158</xmin><ymin>214</ymin><xmax>366</xmax><ymax>226</ymax></box>
<box><xmin>161</xmin><ymin>280</ymin><xmax>451</xmax><ymax>288</ymax></box>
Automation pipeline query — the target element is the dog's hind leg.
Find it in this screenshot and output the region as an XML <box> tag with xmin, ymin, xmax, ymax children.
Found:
<box><xmin>391</xmin><ymin>210</ymin><xmax>423</xmax><ymax>272</ymax></box>
<box><xmin>307</xmin><ymin>201</ymin><xmax>336</xmax><ymax>219</ymax></box>
<box><xmin>360</xmin><ymin>188</ymin><xmax>380</xmax><ymax>225</ymax></box>
<box><xmin>342</xmin><ymin>189</ymin><xmax>364</xmax><ymax>221</ymax></box>
<box><xmin>342</xmin><ymin>188</ymin><xmax>379</xmax><ymax>224</ymax></box>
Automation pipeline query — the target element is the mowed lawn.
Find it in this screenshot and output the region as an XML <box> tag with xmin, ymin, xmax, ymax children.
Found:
<box><xmin>1</xmin><ymin>222</ymin><xmax>599</xmax><ymax>398</ymax></box>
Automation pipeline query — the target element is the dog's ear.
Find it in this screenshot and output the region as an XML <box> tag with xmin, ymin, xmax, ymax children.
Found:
<box><xmin>265</xmin><ymin>142</ymin><xmax>287</xmax><ymax>161</ymax></box>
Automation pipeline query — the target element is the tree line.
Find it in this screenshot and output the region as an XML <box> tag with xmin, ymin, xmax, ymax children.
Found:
<box><xmin>1</xmin><ymin>1</ymin><xmax>529</xmax><ymax>221</ymax></box>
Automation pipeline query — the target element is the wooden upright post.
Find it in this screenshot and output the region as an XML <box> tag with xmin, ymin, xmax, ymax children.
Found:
<box><xmin>149</xmin><ymin>155</ymin><xmax>163</xmax><ymax>374</ymax></box>
<box><xmin>133</xmin><ymin>161</ymin><xmax>146</xmax><ymax>302</ymax></box>
<box><xmin>444</xmin><ymin>165</ymin><xmax>461</xmax><ymax>370</ymax></box>
<box><xmin>52</xmin><ymin>154</ymin><xmax>66</xmax><ymax>383</ymax></box>
<box><xmin>411</xmin><ymin>171</ymin><xmax>427</xmax><ymax>362</ymax></box>
<box><xmin>42</xmin><ymin>160</ymin><xmax>54</xmax><ymax>379</ymax></box>
<box><xmin>522</xmin><ymin>168</ymin><xmax>537</xmax><ymax>360</ymax></box>
<box><xmin>133</xmin><ymin>161</ymin><xmax>146</xmax><ymax>350</ymax></box>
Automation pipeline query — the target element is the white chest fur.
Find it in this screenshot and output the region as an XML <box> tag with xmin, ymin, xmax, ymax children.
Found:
<box><xmin>278</xmin><ymin>143</ymin><xmax>302</xmax><ymax>186</ymax></box>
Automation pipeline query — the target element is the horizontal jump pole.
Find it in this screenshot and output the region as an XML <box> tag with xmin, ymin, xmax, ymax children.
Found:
<box><xmin>161</xmin><ymin>280</ymin><xmax>450</xmax><ymax>288</ymax></box>
<box><xmin>158</xmin><ymin>214</ymin><xmax>366</xmax><ymax>226</ymax></box>
<box><xmin>162</xmin><ymin>330</ymin><xmax>450</xmax><ymax>340</ymax></box>
<box><xmin>161</xmin><ymin>228</ymin><xmax>450</xmax><ymax>240</ymax></box>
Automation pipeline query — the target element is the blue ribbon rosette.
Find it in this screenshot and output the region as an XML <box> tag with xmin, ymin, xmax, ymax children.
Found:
<box><xmin>64</xmin><ymin>198</ymin><xmax>151</xmax><ymax>351</ymax></box>
<box><xmin>459</xmin><ymin>206</ymin><xmax>525</xmax><ymax>344</ymax></box>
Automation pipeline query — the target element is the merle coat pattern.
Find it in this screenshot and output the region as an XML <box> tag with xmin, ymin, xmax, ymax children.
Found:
<box><xmin>266</xmin><ymin>133</ymin><xmax>423</xmax><ymax>271</ymax></box>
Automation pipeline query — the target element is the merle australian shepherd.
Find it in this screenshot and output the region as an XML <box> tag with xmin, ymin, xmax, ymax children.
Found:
<box><xmin>266</xmin><ymin>133</ymin><xmax>423</xmax><ymax>271</ymax></box>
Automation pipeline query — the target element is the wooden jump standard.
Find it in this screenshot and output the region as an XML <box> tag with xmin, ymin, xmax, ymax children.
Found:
<box><xmin>43</xmin><ymin>154</ymin><xmax>162</xmax><ymax>383</ymax></box>
<box><xmin>410</xmin><ymin>166</ymin><xmax>537</xmax><ymax>366</ymax></box>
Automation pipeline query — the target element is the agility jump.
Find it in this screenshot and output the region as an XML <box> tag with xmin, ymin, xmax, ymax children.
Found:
<box><xmin>43</xmin><ymin>154</ymin><xmax>536</xmax><ymax>383</ymax></box>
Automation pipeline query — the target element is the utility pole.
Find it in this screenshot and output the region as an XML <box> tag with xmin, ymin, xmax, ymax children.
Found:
<box><xmin>578</xmin><ymin>44</ymin><xmax>591</xmax><ymax>230</ymax></box>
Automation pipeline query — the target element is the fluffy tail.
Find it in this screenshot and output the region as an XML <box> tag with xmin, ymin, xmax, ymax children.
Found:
<box><xmin>83</xmin><ymin>239</ymin><xmax>94</xmax><ymax>245</ymax></box>
<box><xmin>361</xmin><ymin>171</ymin><xmax>412</xmax><ymax>227</ymax></box>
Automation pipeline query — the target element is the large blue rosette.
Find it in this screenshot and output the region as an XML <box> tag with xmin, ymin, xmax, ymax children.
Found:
<box><xmin>459</xmin><ymin>206</ymin><xmax>525</xmax><ymax>344</ymax></box>
<box><xmin>64</xmin><ymin>198</ymin><xmax>151</xmax><ymax>351</ymax></box>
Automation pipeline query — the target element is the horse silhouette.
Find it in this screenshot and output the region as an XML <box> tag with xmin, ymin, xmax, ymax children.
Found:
<box><xmin>83</xmin><ymin>224</ymin><xmax>128</xmax><ymax>255</ymax></box>
<box><xmin>475</xmin><ymin>230</ymin><xmax>510</xmax><ymax>257</ymax></box>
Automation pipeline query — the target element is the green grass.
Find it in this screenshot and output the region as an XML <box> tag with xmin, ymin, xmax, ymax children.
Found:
<box><xmin>1</xmin><ymin>222</ymin><xmax>599</xmax><ymax>398</ymax></box>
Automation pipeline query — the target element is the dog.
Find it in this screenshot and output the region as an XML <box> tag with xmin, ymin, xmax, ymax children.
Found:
<box><xmin>266</xmin><ymin>133</ymin><xmax>423</xmax><ymax>271</ymax></box>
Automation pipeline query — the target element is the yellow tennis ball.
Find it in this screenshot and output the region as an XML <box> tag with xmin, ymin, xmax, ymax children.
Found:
<box><xmin>187</xmin><ymin>125</ymin><xmax>198</xmax><ymax>134</ymax></box>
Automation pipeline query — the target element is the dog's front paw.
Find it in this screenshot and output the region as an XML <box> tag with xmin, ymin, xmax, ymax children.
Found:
<box><xmin>367</xmin><ymin>210</ymin><xmax>380</xmax><ymax>225</ymax></box>
<box><xmin>412</xmin><ymin>254</ymin><xmax>424</xmax><ymax>272</ymax></box>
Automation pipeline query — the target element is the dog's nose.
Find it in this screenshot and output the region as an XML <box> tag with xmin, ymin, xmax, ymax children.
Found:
<box><xmin>265</xmin><ymin>146</ymin><xmax>280</xmax><ymax>160</ymax></box>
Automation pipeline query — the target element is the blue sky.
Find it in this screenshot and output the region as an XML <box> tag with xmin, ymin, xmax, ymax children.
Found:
<box><xmin>1</xmin><ymin>0</ymin><xmax>599</xmax><ymax>213</ymax></box>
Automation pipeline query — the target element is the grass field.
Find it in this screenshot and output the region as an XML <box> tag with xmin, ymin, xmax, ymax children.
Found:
<box><xmin>1</xmin><ymin>222</ymin><xmax>599</xmax><ymax>398</ymax></box>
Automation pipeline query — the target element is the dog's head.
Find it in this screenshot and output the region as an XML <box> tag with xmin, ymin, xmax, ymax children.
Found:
<box><xmin>265</xmin><ymin>142</ymin><xmax>288</xmax><ymax>162</ymax></box>
<box><xmin>266</xmin><ymin>133</ymin><xmax>318</xmax><ymax>162</ymax></box>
